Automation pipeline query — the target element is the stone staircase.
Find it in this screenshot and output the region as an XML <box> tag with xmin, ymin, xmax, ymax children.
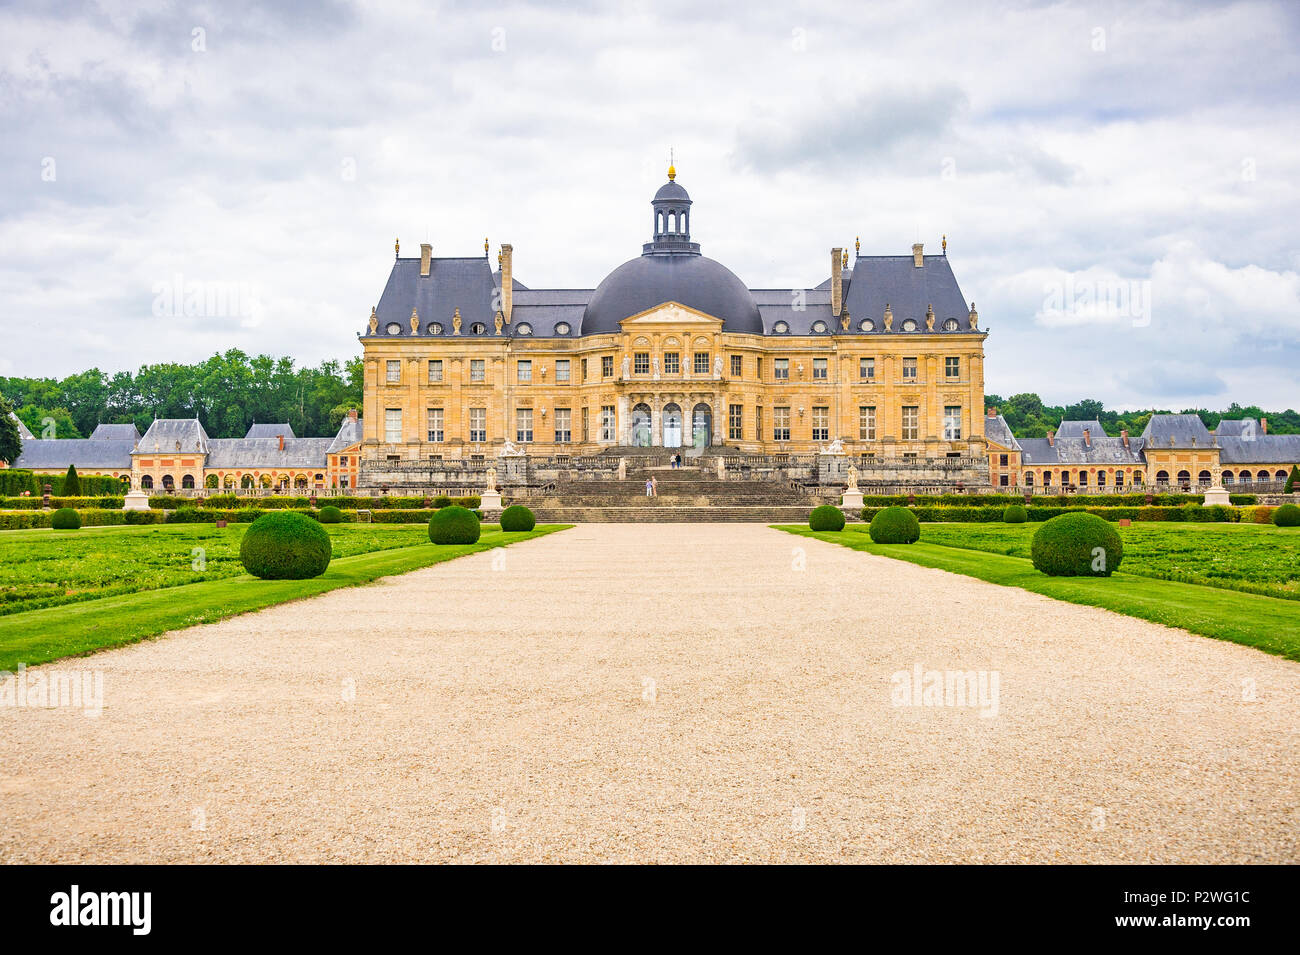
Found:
<box><xmin>524</xmin><ymin>463</ymin><xmax>827</xmax><ymax>523</ymax></box>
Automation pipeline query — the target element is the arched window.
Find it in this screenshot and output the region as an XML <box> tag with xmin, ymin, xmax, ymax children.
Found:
<box><xmin>1097</xmin><ymin>470</ymin><xmax>1106</xmax><ymax>486</ymax></box>
<box><xmin>1114</xmin><ymin>470</ymin><xmax>1124</xmax><ymax>487</ymax></box>
<box><xmin>1176</xmin><ymin>469</ymin><xmax>1191</xmax><ymax>487</ymax></box>
<box><xmin>241</xmin><ymin>474</ymin><xmax>254</xmax><ymax>489</ymax></box>
<box><xmin>1132</xmin><ymin>471</ymin><xmax>1143</xmax><ymax>485</ymax></box>
<box><xmin>295</xmin><ymin>475</ymin><xmax>308</xmax><ymax>488</ymax></box>
<box><xmin>1156</xmin><ymin>470</ymin><xmax>1169</xmax><ymax>485</ymax></box>
<box><xmin>657</xmin><ymin>211</ymin><xmax>664</xmax><ymax>233</ymax></box>
<box><xmin>162</xmin><ymin>474</ymin><xmax>175</xmax><ymax>490</ymax></box>
<box><xmin>668</xmin><ymin>212</ymin><xmax>675</xmax><ymax>233</ymax></box>
<box><xmin>1024</xmin><ymin>472</ymin><xmax>1034</xmax><ymax>486</ymax></box>
<box><xmin>1198</xmin><ymin>470</ymin><xmax>1211</xmax><ymax>486</ymax></box>
<box><xmin>1239</xmin><ymin>471</ymin><xmax>1252</xmax><ymax>485</ymax></box>
<box><xmin>1276</xmin><ymin>469</ymin><xmax>1288</xmax><ymax>481</ymax></box>
<box><xmin>182</xmin><ymin>474</ymin><xmax>195</xmax><ymax>489</ymax></box>
<box><xmin>1222</xmin><ymin>470</ymin><xmax>1234</xmax><ymax>485</ymax></box>
<box><xmin>1257</xmin><ymin>469</ymin><xmax>1269</xmax><ymax>482</ymax></box>
<box><xmin>141</xmin><ymin>475</ymin><xmax>154</xmax><ymax>489</ymax></box>
<box><xmin>1042</xmin><ymin>471</ymin><xmax>1051</xmax><ymax>486</ymax></box>
<box><xmin>1078</xmin><ymin>471</ymin><xmax>1089</xmax><ymax>487</ymax></box>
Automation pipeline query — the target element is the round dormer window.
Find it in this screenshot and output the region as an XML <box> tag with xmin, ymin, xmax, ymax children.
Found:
<box><xmin>428</xmin><ymin>322</ymin><xmax>444</xmax><ymax>335</ymax></box>
<box><xmin>516</xmin><ymin>323</ymin><xmax>533</xmax><ymax>336</ymax></box>
<box><xmin>859</xmin><ymin>319</ymin><xmax>874</xmax><ymax>332</ymax></box>
<box><xmin>901</xmin><ymin>319</ymin><xmax>918</xmax><ymax>332</ymax></box>
<box><xmin>943</xmin><ymin>318</ymin><xmax>959</xmax><ymax>331</ymax></box>
<box><xmin>811</xmin><ymin>320</ymin><xmax>827</xmax><ymax>333</ymax></box>
<box><xmin>385</xmin><ymin>322</ymin><xmax>402</xmax><ymax>335</ymax></box>
<box><xmin>470</xmin><ymin>322</ymin><xmax>486</xmax><ymax>335</ymax></box>
<box><xmin>773</xmin><ymin>321</ymin><xmax>789</xmax><ymax>334</ymax></box>
<box><xmin>554</xmin><ymin>322</ymin><xmax>570</xmax><ymax>336</ymax></box>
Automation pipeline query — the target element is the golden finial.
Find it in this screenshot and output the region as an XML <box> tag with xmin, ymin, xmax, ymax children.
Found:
<box><xmin>394</xmin><ymin>237</ymin><xmax>400</xmax><ymax>256</ymax></box>
<box><xmin>498</xmin><ymin>250</ymin><xmax>503</xmax><ymax>267</ymax></box>
<box><xmin>842</xmin><ymin>249</ymin><xmax>848</xmax><ymax>269</ymax></box>
<box><xmin>667</xmin><ymin>147</ymin><xmax>676</xmax><ymax>181</ymax></box>
<box><xmin>485</xmin><ymin>237</ymin><xmax>489</xmax><ymax>255</ymax></box>
<box><xmin>942</xmin><ymin>234</ymin><xmax>947</xmax><ymax>254</ymax></box>
<box><xmin>855</xmin><ymin>236</ymin><xmax>860</xmax><ymax>255</ymax></box>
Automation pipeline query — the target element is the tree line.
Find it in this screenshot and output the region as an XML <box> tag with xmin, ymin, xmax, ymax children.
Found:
<box><xmin>1</xmin><ymin>350</ymin><xmax>364</xmax><ymax>441</ymax></box>
<box><xmin>984</xmin><ymin>393</ymin><xmax>1300</xmax><ymax>438</ymax></box>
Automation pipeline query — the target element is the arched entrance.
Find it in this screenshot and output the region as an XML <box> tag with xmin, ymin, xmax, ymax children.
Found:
<box><xmin>662</xmin><ymin>403</ymin><xmax>683</xmax><ymax>448</ymax></box>
<box><xmin>631</xmin><ymin>403</ymin><xmax>652</xmax><ymax>447</ymax></box>
<box><xmin>691</xmin><ymin>403</ymin><xmax>712</xmax><ymax>450</ymax></box>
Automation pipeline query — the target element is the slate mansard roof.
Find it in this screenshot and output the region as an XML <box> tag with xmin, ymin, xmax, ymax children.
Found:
<box><xmin>1213</xmin><ymin>419</ymin><xmax>1300</xmax><ymax>465</ymax></box>
<box><xmin>245</xmin><ymin>423</ymin><xmax>296</xmax><ymax>440</ymax></box>
<box><xmin>362</xmin><ymin>175</ymin><xmax>979</xmax><ymax>341</ymax></box>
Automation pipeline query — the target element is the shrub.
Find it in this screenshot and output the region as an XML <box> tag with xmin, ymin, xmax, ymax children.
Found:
<box><xmin>1285</xmin><ymin>465</ymin><xmax>1300</xmax><ymax>494</ymax></box>
<box><xmin>62</xmin><ymin>465</ymin><xmax>81</xmax><ymax>496</ymax></box>
<box><xmin>167</xmin><ymin>505</ymin><xmax>204</xmax><ymax>523</ymax></box>
<box><xmin>1273</xmin><ymin>503</ymin><xmax>1300</xmax><ymax>527</ymax></box>
<box><xmin>1030</xmin><ymin>512</ymin><xmax>1123</xmax><ymax>577</ymax></box>
<box><xmin>50</xmin><ymin>507</ymin><xmax>81</xmax><ymax>530</ymax></box>
<box><xmin>808</xmin><ymin>505</ymin><xmax>845</xmax><ymax>531</ymax></box>
<box><xmin>432</xmin><ymin>495</ymin><xmax>453</xmax><ymax>509</ymax></box>
<box><xmin>428</xmin><ymin>505</ymin><xmax>480</xmax><ymax>544</ymax></box>
<box><xmin>868</xmin><ymin>506</ymin><xmax>920</xmax><ymax>543</ymax></box>
<box><xmin>1253</xmin><ymin>506</ymin><xmax>1274</xmax><ymax>525</ymax></box>
<box><xmin>1003</xmin><ymin>504</ymin><xmax>1028</xmax><ymax>523</ymax></box>
<box><xmin>500</xmin><ymin>505</ymin><xmax>536</xmax><ymax>532</ymax></box>
<box><xmin>239</xmin><ymin>512</ymin><xmax>332</xmax><ymax>580</ymax></box>
<box><xmin>318</xmin><ymin>505</ymin><xmax>344</xmax><ymax>524</ymax></box>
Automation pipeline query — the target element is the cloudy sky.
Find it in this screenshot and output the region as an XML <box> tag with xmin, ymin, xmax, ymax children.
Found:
<box><xmin>2</xmin><ymin>0</ymin><xmax>1298</xmax><ymax>410</ymax></box>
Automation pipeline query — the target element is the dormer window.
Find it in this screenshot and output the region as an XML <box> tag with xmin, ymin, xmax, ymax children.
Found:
<box><xmin>385</xmin><ymin>322</ymin><xmax>402</xmax><ymax>335</ymax></box>
<box><xmin>428</xmin><ymin>322</ymin><xmax>444</xmax><ymax>335</ymax></box>
<box><xmin>470</xmin><ymin>322</ymin><xmax>486</xmax><ymax>335</ymax></box>
<box><xmin>554</xmin><ymin>322</ymin><xmax>570</xmax><ymax>335</ymax></box>
<box><xmin>516</xmin><ymin>323</ymin><xmax>533</xmax><ymax>336</ymax></box>
<box><xmin>773</xmin><ymin>321</ymin><xmax>789</xmax><ymax>334</ymax></box>
<box><xmin>811</xmin><ymin>320</ymin><xmax>827</xmax><ymax>333</ymax></box>
<box><xmin>942</xmin><ymin>318</ymin><xmax>959</xmax><ymax>331</ymax></box>
<box><xmin>859</xmin><ymin>319</ymin><xmax>874</xmax><ymax>332</ymax></box>
<box><xmin>901</xmin><ymin>319</ymin><xmax>918</xmax><ymax>332</ymax></box>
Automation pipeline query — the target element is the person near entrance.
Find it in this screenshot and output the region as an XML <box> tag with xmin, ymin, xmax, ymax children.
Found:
<box><xmin>645</xmin><ymin>478</ymin><xmax>653</xmax><ymax>497</ymax></box>
<box><xmin>651</xmin><ymin>476</ymin><xmax>658</xmax><ymax>497</ymax></box>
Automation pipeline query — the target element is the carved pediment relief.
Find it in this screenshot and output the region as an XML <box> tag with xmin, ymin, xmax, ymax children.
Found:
<box><xmin>620</xmin><ymin>301</ymin><xmax>723</xmax><ymax>327</ymax></box>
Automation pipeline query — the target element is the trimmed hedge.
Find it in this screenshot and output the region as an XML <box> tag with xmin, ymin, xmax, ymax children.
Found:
<box><xmin>318</xmin><ymin>505</ymin><xmax>344</xmax><ymax>523</ymax></box>
<box><xmin>50</xmin><ymin>507</ymin><xmax>82</xmax><ymax>530</ymax></box>
<box><xmin>500</xmin><ymin>505</ymin><xmax>536</xmax><ymax>532</ymax></box>
<box><xmin>1030</xmin><ymin>512</ymin><xmax>1123</xmax><ymax>577</ymax></box>
<box><xmin>1003</xmin><ymin>504</ymin><xmax>1028</xmax><ymax>523</ymax></box>
<box><xmin>1274</xmin><ymin>503</ymin><xmax>1300</xmax><ymax>527</ymax></box>
<box><xmin>0</xmin><ymin>496</ymin><xmax>126</xmax><ymax>509</ymax></box>
<box><xmin>809</xmin><ymin>505</ymin><xmax>846</xmax><ymax>531</ymax></box>
<box><xmin>428</xmin><ymin>505</ymin><xmax>480</xmax><ymax>544</ymax></box>
<box><xmin>239</xmin><ymin>512</ymin><xmax>332</xmax><ymax>580</ymax></box>
<box><xmin>858</xmin><ymin>505</ymin><xmax>1241</xmax><ymax>523</ymax></box>
<box><xmin>143</xmin><ymin>494</ymin><xmax>483</xmax><ymax>511</ymax></box>
<box><xmin>868</xmin><ymin>506</ymin><xmax>920</xmax><ymax>543</ymax></box>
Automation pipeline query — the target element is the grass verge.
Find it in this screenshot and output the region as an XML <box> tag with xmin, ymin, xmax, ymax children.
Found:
<box><xmin>0</xmin><ymin>526</ymin><xmax>569</xmax><ymax>670</ymax></box>
<box><xmin>776</xmin><ymin>525</ymin><xmax>1300</xmax><ymax>661</ymax></box>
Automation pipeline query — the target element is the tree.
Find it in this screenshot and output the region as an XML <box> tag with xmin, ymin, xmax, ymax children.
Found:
<box><xmin>0</xmin><ymin>396</ymin><xmax>21</xmax><ymax>465</ymax></box>
<box><xmin>1285</xmin><ymin>465</ymin><xmax>1299</xmax><ymax>494</ymax></box>
<box><xmin>63</xmin><ymin>464</ymin><xmax>81</xmax><ymax>496</ymax></box>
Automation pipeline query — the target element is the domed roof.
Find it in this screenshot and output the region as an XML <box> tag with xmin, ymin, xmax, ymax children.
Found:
<box><xmin>581</xmin><ymin>253</ymin><xmax>763</xmax><ymax>336</ymax></box>
<box><xmin>654</xmin><ymin>180</ymin><xmax>690</xmax><ymax>202</ymax></box>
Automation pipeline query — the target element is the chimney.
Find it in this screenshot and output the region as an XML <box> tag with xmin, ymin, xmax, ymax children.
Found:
<box><xmin>1261</xmin><ymin>417</ymin><xmax>1268</xmax><ymax>434</ymax></box>
<box><xmin>912</xmin><ymin>242</ymin><xmax>924</xmax><ymax>268</ymax></box>
<box><xmin>1121</xmin><ymin>429</ymin><xmax>1130</xmax><ymax>449</ymax></box>
<box><xmin>830</xmin><ymin>248</ymin><xmax>843</xmax><ymax>316</ymax></box>
<box><xmin>420</xmin><ymin>243</ymin><xmax>432</xmax><ymax>277</ymax></box>
<box><xmin>347</xmin><ymin>408</ymin><xmax>358</xmax><ymax>422</ymax></box>
<box><xmin>1047</xmin><ymin>430</ymin><xmax>1055</xmax><ymax>447</ymax></box>
<box><xmin>500</xmin><ymin>243</ymin><xmax>513</xmax><ymax>324</ymax></box>
<box><xmin>278</xmin><ymin>434</ymin><xmax>285</xmax><ymax>451</ymax></box>
<box><xmin>1083</xmin><ymin>428</ymin><xmax>1091</xmax><ymax>448</ymax></box>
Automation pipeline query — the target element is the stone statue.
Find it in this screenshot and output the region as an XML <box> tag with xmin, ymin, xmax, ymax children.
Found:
<box><xmin>846</xmin><ymin>463</ymin><xmax>859</xmax><ymax>491</ymax></box>
<box><xmin>486</xmin><ymin>466</ymin><xmax>498</xmax><ymax>491</ymax></box>
<box><xmin>652</xmin><ymin>357</ymin><xmax>660</xmax><ymax>379</ymax></box>
<box><xmin>823</xmin><ymin>437</ymin><xmax>845</xmax><ymax>455</ymax></box>
<box><xmin>499</xmin><ymin>439</ymin><xmax>524</xmax><ymax>457</ymax></box>
<box><xmin>368</xmin><ymin>307</ymin><xmax>378</xmax><ymax>335</ymax></box>
<box><xmin>925</xmin><ymin>304</ymin><xmax>935</xmax><ymax>331</ymax></box>
<box><xmin>622</xmin><ymin>354</ymin><xmax>630</xmax><ymax>378</ymax></box>
<box><xmin>713</xmin><ymin>355</ymin><xmax>723</xmax><ymax>376</ymax></box>
<box><xmin>968</xmin><ymin>302</ymin><xmax>979</xmax><ymax>329</ymax></box>
<box><xmin>883</xmin><ymin>304</ymin><xmax>893</xmax><ymax>332</ymax></box>
<box><xmin>841</xmin><ymin>311</ymin><xmax>850</xmax><ymax>331</ymax></box>
<box><xmin>410</xmin><ymin>307</ymin><xmax>420</xmax><ymax>335</ymax></box>
<box><xmin>452</xmin><ymin>308</ymin><xmax>462</xmax><ymax>336</ymax></box>
<box><xmin>495</xmin><ymin>312</ymin><xmax>503</xmax><ymax>335</ymax></box>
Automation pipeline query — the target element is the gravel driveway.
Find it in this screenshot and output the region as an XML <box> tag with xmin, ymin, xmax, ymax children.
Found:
<box><xmin>1</xmin><ymin>523</ymin><xmax>1296</xmax><ymax>863</ymax></box>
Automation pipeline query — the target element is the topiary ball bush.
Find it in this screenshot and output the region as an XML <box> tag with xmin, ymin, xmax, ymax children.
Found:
<box><xmin>432</xmin><ymin>494</ymin><xmax>452</xmax><ymax>509</ymax></box>
<box><xmin>1030</xmin><ymin>512</ymin><xmax>1123</xmax><ymax>577</ymax></box>
<box><xmin>868</xmin><ymin>506</ymin><xmax>920</xmax><ymax>543</ymax></box>
<box><xmin>318</xmin><ymin>505</ymin><xmax>343</xmax><ymax>524</ymax></box>
<box><xmin>50</xmin><ymin>507</ymin><xmax>81</xmax><ymax>530</ymax></box>
<box><xmin>1273</xmin><ymin>503</ymin><xmax>1300</xmax><ymax>527</ymax></box>
<box><xmin>239</xmin><ymin>511</ymin><xmax>332</xmax><ymax>579</ymax></box>
<box><xmin>500</xmin><ymin>504</ymin><xmax>536</xmax><ymax>532</ymax></box>
<box><xmin>428</xmin><ymin>505</ymin><xmax>481</xmax><ymax>544</ymax></box>
<box><xmin>808</xmin><ymin>504</ymin><xmax>845</xmax><ymax>531</ymax></box>
<box><xmin>1003</xmin><ymin>504</ymin><xmax>1028</xmax><ymax>523</ymax></box>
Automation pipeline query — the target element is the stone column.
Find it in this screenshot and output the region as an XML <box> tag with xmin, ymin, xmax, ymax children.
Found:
<box><xmin>651</xmin><ymin>395</ymin><xmax>661</xmax><ymax>447</ymax></box>
<box><xmin>617</xmin><ymin>395</ymin><xmax>630</xmax><ymax>446</ymax></box>
<box><xmin>713</xmin><ymin>396</ymin><xmax>723</xmax><ymax>445</ymax></box>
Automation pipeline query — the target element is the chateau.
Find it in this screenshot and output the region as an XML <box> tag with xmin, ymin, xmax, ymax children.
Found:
<box><xmin>7</xmin><ymin>166</ymin><xmax>1299</xmax><ymax>494</ymax></box>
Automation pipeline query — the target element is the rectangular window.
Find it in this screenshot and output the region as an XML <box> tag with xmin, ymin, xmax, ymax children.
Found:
<box><xmin>554</xmin><ymin>408</ymin><xmax>571</xmax><ymax>443</ymax></box>
<box><xmin>901</xmin><ymin>405</ymin><xmax>919</xmax><ymax>441</ymax></box>
<box><xmin>386</xmin><ymin>360</ymin><xmax>401</xmax><ymax>384</ymax></box>
<box><xmin>944</xmin><ymin>405</ymin><xmax>962</xmax><ymax>440</ymax></box>
<box><xmin>813</xmin><ymin>358</ymin><xmax>827</xmax><ymax>380</ymax></box>
<box><xmin>999</xmin><ymin>454</ymin><xmax>1009</xmax><ymax>467</ymax></box>
<box><xmin>756</xmin><ymin>357</ymin><xmax>764</xmax><ymax>380</ymax></box>
<box><xmin>773</xmin><ymin>406</ymin><xmax>791</xmax><ymax>441</ymax></box>
<box><xmin>517</xmin><ymin>360</ymin><xmax>532</xmax><ymax>383</ymax></box>
<box><xmin>728</xmin><ymin>403</ymin><xmax>743</xmax><ymax>440</ymax></box>
<box><xmin>730</xmin><ymin>354</ymin><xmax>742</xmax><ymax>377</ymax></box>
<box><xmin>470</xmin><ymin>359</ymin><xmax>485</xmax><ymax>382</ymax></box>
<box><xmin>600</xmin><ymin>405</ymin><xmax>616</xmax><ymax>442</ymax></box>
<box><xmin>945</xmin><ymin>356</ymin><xmax>960</xmax><ymax>378</ymax></box>
<box><xmin>516</xmin><ymin>408</ymin><xmax>533</xmax><ymax>443</ymax></box>
<box><xmin>664</xmin><ymin>352</ymin><xmax>680</xmax><ymax>375</ymax></box>
<box><xmin>426</xmin><ymin>408</ymin><xmax>444</xmax><ymax>442</ymax></box>
<box><xmin>1043</xmin><ymin>471</ymin><xmax>1052</xmax><ymax>487</ymax></box>
<box><xmin>860</xmin><ymin>357</ymin><xmax>875</xmax><ymax>379</ymax></box>
<box><xmin>581</xmin><ymin>358</ymin><xmax>588</xmax><ymax>382</ymax></box>
<box><xmin>1000</xmin><ymin>474</ymin><xmax>1009</xmax><ymax>487</ymax></box>
<box><xmin>634</xmin><ymin>352</ymin><xmax>650</xmax><ymax>375</ymax></box>
<box><xmin>694</xmin><ymin>352</ymin><xmax>709</xmax><ymax>374</ymax></box>
<box><xmin>812</xmin><ymin>406</ymin><xmax>829</xmax><ymax>441</ymax></box>
<box><xmin>469</xmin><ymin>407</ymin><xmax>486</xmax><ymax>443</ymax></box>
<box><xmin>1078</xmin><ymin>471</ymin><xmax>1089</xmax><ymax>487</ymax></box>
<box><xmin>755</xmin><ymin>406</ymin><xmax>763</xmax><ymax>439</ymax></box>
<box><xmin>581</xmin><ymin>406</ymin><xmax>589</xmax><ymax>442</ymax></box>
<box><xmin>427</xmin><ymin>360</ymin><xmax>443</xmax><ymax>384</ymax></box>
<box><xmin>555</xmin><ymin>359</ymin><xmax>571</xmax><ymax>383</ymax></box>
<box><xmin>602</xmin><ymin>355</ymin><xmax>614</xmax><ymax>378</ymax></box>
<box><xmin>903</xmin><ymin>357</ymin><xmax>917</xmax><ymax>379</ymax></box>
<box><xmin>774</xmin><ymin>358</ymin><xmax>789</xmax><ymax>380</ymax></box>
<box><xmin>859</xmin><ymin>406</ymin><xmax>876</xmax><ymax>441</ymax></box>
<box><xmin>384</xmin><ymin>408</ymin><xmax>402</xmax><ymax>443</ymax></box>
<box><xmin>1061</xmin><ymin>470</ymin><xmax>1070</xmax><ymax>486</ymax></box>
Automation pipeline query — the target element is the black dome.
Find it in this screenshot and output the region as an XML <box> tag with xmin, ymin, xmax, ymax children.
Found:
<box><xmin>581</xmin><ymin>253</ymin><xmax>763</xmax><ymax>335</ymax></box>
<box><xmin>654</xmin><ymin>180</ymin><xmax>690</xmax><ymax>202</ymax></box>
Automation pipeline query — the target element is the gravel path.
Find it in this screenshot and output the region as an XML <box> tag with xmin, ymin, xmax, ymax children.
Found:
<box><xmin>1</xmin><ymin>523</ymin><xmax>1296</xmax><ymax>864</ymax></box>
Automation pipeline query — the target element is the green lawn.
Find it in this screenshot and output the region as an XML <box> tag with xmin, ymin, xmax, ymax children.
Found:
<box><xmin>0</xmin><ymin>524</ymin><xmax>569</xmax><ymax>670</ymax></box>
<box><xmin>778</xmin><ymin>523</ymin><xmax>1300</xmax><ymax>661</ymax></box>
<box><xmin>918</xmin><ymin>521</ymin><xmax>1300</xmax><ymax>601</ymax></box>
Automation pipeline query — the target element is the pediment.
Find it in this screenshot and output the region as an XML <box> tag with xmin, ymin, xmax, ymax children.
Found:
<box><xmin>620</xmin><ymin>302</ymin><xmax>723</xmax><ymax>327</ymax></box>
